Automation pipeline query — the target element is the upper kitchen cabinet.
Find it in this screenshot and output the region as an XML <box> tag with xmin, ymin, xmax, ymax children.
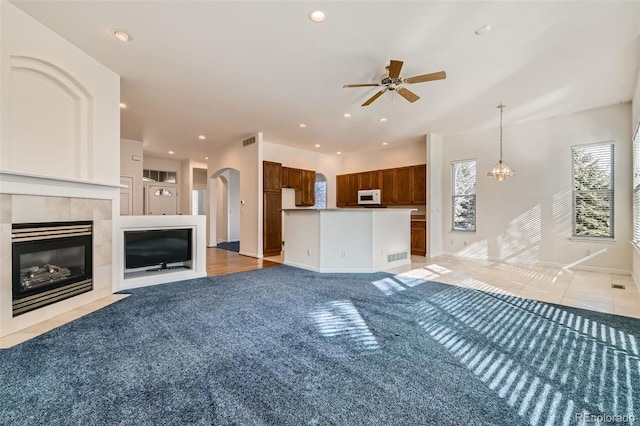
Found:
<box><xmin>411</xmin><ymin>165</ymin><xmax>426</xmax><ymax>205</ymax></box>
<box><xmin>263</xmin><ymin>161</ymin><xmax>282</xmax><ymax>192</ymax></box>
<box><xmin>336</xmin><ymin>175</ymin><xmax>348</xmax><ymax>207</ymax></box>
<box><xmin>295</xmin><ymin>169</ymin><xmax>316</xmax><ymax>207</ymax></box>
<box><xmin>395</xmin><ymin>167</ymin><xmax>412</xmax><ymax>205</ymax></box>
<box><xmin>287</xmin><ymin>167</ymin><xmax>302</xmax><ymax>190</ymax></box>
<box><xmin>381</xmin><ymin>168</ymin><xmax>396</xmax><ymax>205</ymax></box>
<box><xmin>337</xmin><ymin>164</ymin><xmax>426</xmax><ymax>207</ymax></box>
<box><xmin>358</xmin><ymin>171</ymin><xmax>381</xmax><ymax>190</ymax></box>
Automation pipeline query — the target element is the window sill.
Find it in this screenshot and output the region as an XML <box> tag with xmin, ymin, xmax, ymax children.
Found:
<box><xmin>569</xmin><ymin>237</ymin><xmax>616</xmax><ymax>243</ymax></box>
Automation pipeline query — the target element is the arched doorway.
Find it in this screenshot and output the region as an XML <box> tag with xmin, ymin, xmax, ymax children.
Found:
<box><xmin>208</xmin><ymin>168</ymin><xmax>240</xmax><ymax>249</ymax></box>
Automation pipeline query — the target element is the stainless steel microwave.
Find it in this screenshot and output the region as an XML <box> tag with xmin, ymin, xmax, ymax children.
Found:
<box><xmin>357</xmin><ymin>189</ymin><xmax>381</xmax><ymax>205</ymax></box>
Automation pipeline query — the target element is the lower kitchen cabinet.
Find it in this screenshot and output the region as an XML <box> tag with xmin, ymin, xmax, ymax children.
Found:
<box><xmin>411</xmin><ymin>220</ymin><xmax>426</xmax><ymax>256</ymax></box>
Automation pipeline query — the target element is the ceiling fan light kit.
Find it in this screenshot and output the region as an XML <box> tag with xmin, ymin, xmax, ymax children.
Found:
<box><xmin>487</xmin><ymin>103</ymin><xmax>516</xmax><ymax>181</ymax></box>
<box><xmin>343</xmin><ymin>59</ymin><xmax>446</xmax><ymax>106</ymax></box>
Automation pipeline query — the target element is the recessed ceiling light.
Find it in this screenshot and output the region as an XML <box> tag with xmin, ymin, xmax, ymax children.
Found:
<box><xmin>119</xmin><ymin>102</ymin><xmax>127</xmax><ymax>109</ymax></box>
<box><xmin>111</xmin><ymin>29</ymin><xmax>131</xmax><ymax>42</ymax></box>
<box><xmin>168</xmin><ymin>150</ymin><xmax>174</xmax><ymax>155</ymax></box>
<box><xmin>205</xmin><ymin>156</ymin><xmax>209</xmax><ymax>160</ymax></box>
<box><xmin>298</xmin><ymin>123</ymin><xmax>307</xmax><ymax>128</ymax></box>
<box><xmin>474</xmin><ymin>25</ymin><xmax>491</xmax><ymax>36</ymax></box>
<box><xmin>382</xmin><ymin>142</ymin><xmax>388</xmax><ymax>146</ymax></box>
<box><xmin>198</xmin><ymin>135</ymin><xmax>206</xmax><ymax>140</ymax></box>
<box><xmin>336</xmin><ymin>151</ymin><xmax>341</xmax><ymax>155</ymax></box>
<box><xmin>309</xmin><ymin>10</ymin><xmax>327</xmax><ymax>23</ymax></box>
<box><xmin>314</xmin><ymin>144</ymin><xmax>321</xmax><ymax>148</ymax></box>
<box><xmin>343</xmin><ymin>113</ymin><xmax>351</xmax><ymax>118</ymax></box>
<box><xmin>379</xmin><ymin>118</ymin><xmax>387</xmax><ymax>122</ymax></box>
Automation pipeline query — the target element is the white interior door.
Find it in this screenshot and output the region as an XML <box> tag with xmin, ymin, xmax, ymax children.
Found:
<box><xmin>120</xmin><ymin>176</ymin><xmax>133</xmax><ymax>216</ymax></box>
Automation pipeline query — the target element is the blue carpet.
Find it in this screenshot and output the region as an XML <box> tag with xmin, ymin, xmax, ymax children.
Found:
<box><xmin>216</xmin><ymin>240</ymin><xmax>239</xmax><ymax>252</ymax></box>
<box><xmin>0</xmin><ymin>265</ymin><xmax>638</xmax><ymax>425</ymax></box>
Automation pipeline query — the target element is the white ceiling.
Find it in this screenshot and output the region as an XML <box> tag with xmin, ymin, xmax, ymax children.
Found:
<box><xmin>11</xmin><ymin>1</ymin><xmax>640</xmax><ymax>161</ymax></box>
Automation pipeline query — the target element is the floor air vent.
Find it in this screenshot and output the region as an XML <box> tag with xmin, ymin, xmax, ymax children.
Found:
<box><xmin>387</xmin><ymin>251</ymin><xmax>408</xmax><ymax>263</ymax></box>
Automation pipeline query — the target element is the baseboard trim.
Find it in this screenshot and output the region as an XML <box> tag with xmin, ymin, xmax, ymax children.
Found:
<box><xmin>439</xmin><ymin>252</ymin><xmax>631</xmax><ymax>276</ymax></box>
<box><xmin>239</xmin><ymin>250</ymin><xmax>260</xmax><ymax>259</ymax></box>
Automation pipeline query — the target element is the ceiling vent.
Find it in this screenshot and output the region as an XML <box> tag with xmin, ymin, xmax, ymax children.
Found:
<box><xmin>243</xmin><ymin>136</ymin><xmax>256</xmax><ymax>147</ymax></box>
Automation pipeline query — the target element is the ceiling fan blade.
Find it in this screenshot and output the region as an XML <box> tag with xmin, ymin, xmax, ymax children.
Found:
<box><xmin>404</xmin><ymin>71</ymin><xmax>446</xmax><ymax>84</ymax></box>
<box><xmin>388</xmin><ymin>60</ymin><xmax>403</xmax><ymax>79</ymax></box>
<box><xmin>397</xmin><ymin>87</ymin><xmax>420</xmax><ymax>103</ymax></box>
<box><xmin>362</xmin><ymin>90</ymin><xmax>386</xmax><ymax>107</ymax></box>
<box><xmin>343</xmin><ymin>83</ymin><xmax>382</xmax><ymax>88</ymax></box>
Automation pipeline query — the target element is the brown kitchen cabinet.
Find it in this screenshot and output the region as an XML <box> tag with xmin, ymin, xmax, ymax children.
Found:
<box><xmin>263</xmin><ymin>161</ymin><xmax>282</xmax><ymax>192</ymax></box>
<box><xmin>295</xmin><ymin>169</ymin><xmax>315</xmax><ymax>206</ymax></box>
<box><xmin>281</xmin><ymin>166</ymin><xmax>289</xmax><ymax>188</ymax></box>
<box><xmin>395</xmin><ymin>167</ymin><xmax>412</xmax><ymax>205</ymax></box>
<box><xmin>381</xmin><ymin>168</ymin><xmax>396</xmax><ymax>205</ymax></box>
<box><xmin>263</xmin><ymin>161</ymin><xmax>283</xmax><ymax>256</ymax></box>
<box><xmin>287</xmin><ymin>167</ymin><xmax>302</xmax><ymax>190</ymax></box>
<box><xmin>411</xmin><ymin>165</ymin><xmax>426</xmax><ymax>204</ymax></box>
<box><xmin>336</xmin><ymin>164</ymin><xmax>426</xmax><ymax>207</ymax></box>
<box><xmin>336</xmin><ymin>175</ymin><xmax>348</xmax><ymax>207</ymax></box>
<box><xmin>359</xmin><ymin>170</ymin><xmax>382</xmax><ymax>190</ymax></box>
<box><xmin>263</xmin><ymin>191</ymin><xmax>282</xmax><ymax>256</ymax></box>
<box><xmin>411</xmin><ymin>219</ymin><xmax>426</xmax><ymax>256</ymax></box>
<box><xmin>336</xmin><ymin>173</ymin><xmax>359</xmax><ymax>206</ymax></box>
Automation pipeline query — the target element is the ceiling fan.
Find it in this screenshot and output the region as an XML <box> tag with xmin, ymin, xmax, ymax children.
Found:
<box><xmin>343</xmin><ymin>60</ymin><xmax>446</xmax><ymax>106</ymax></box>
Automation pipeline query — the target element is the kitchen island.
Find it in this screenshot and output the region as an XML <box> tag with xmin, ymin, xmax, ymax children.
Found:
<box><xmin>282</xmin><ymin>208</ymin><xmax>413</xmax><ymax>273</ymax></box>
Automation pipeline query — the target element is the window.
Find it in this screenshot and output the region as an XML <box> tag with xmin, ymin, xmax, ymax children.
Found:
<box><xmin>451</xmin><ymin>160</ymin><xmax>476</xmax><ymax>231</ymax></box>
<box><xmin>633</xmin><ymin>124</ymin><xmax>640</xmax><ymax>246</ymax></box>
<box><xmin>314</xmin><ymin>173</ymin><xmax>327</xmax><ymax>209</ymax></box>
<box><xmin>571</xmin><ymin>142</ymin><xmax>614</xmax><ymax>238</ymax></box>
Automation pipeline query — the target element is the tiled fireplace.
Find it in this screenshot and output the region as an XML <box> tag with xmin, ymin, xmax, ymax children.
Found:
<box><xmin>0</xmin><ymin>191</ymin><xmax>114</xmax><ymax>338</ymax></box>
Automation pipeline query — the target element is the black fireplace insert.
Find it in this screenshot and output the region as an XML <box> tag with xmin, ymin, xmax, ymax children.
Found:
<box><xmin>11</xmin><ymin>221</ymin><xmax>93</xmax><ymax>316</ymax></box>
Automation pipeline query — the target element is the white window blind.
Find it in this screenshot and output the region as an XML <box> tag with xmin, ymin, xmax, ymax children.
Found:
<box><xmin>571</xmin><ymin>142</ymin><xmax>614</xmax><ymax>238</ymax></box>
<box><xmin>633</xmin><ymin>124</ymin><xmax>640</xmax><ymax>245</ymax></box>
<box><xmin>451</xmin><ymin>160</ymin><xmax>476</xmax><ymax>231</ymax></box>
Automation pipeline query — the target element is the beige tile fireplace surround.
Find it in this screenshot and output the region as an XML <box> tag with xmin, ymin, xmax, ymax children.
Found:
<box><xmin>0</xmin><ymin>194</ymin><xmax>114</xmax><ymax>339</ymax></box>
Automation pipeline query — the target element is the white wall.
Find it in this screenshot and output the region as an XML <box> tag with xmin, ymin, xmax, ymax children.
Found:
<box><xmin>263</xmin><ymin>141</ymin><xmax>343</xmax><ymax>209</ymax></box>
<box><xmin>0</xmin><ymin>2</ymin><xmax>120</xmax><ymax>185</ymax></box>
<box><xmin>631</xmin><ymin>42</ymin><xmax>640</xmax><ymax>285</ymax></box>
<box><xmin>427</xmin><ymin>133</ymin><xmax>444</xmax><ymax>257</ymax></box>
<box><xmin>442</xmin><ymin>103</ymin><xmax>632</xmax><ymax>273</ymax></box>
<box><xmin>207</xmin><ymin>133</ymin><xmax>260</xmax><ymax>257</ymax></box>
<box><xmin>341</xmin><ymin>139</ymin><xmax>426</xmax><ymax>172</ymax></box>
<box><xmin>120</xmin><ymin>139</ymin><xmax>143</xmax><ymax>215</ymax></box>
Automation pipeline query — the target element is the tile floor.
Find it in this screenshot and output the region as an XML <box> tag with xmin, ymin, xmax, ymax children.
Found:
<box><xmin>387</xmin><ymin>255</ymin><xmax>640</xmax><ymax>319</ymax></box>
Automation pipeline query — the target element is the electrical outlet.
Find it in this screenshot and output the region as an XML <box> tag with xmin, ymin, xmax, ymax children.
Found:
<box><xmin>585</xmin><ymin>249</ymin><xmax>591</xmax><ymax>256</ymax></box>
<box><xmin>306</xmin><ymin>249</ymin><xmax>310</xmax><ymax>256</ymax></box>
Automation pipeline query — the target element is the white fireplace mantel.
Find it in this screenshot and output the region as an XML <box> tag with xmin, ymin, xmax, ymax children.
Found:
<box><xmin>0</xmin><ymin>170</ymin><xmax>124</xmax><ymax>199</ymax></box>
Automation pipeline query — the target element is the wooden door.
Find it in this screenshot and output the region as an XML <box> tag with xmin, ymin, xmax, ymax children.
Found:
<box><xmin>263</xmin><ymin>191</ymin><xmax>282</xmax><ymax>256</ymax></box>
<box><xmin>381</xmin><ymin>169</ymin><xmax>396</xmax><ymax>205</ymax></box>
<box><xmin>395</xmin><ymin>167</ymin><xmax>412</xmax><ymax>205</ymax></box>
<box><xmin>411</xmin><ymin>165</ymin><xmax>426</xmax><ymax>204</ymax></box>
<box><xmin>263</xmin><ymin>161</ymin><xmax>282</xmax><ymax>192</ymax></box>
<box><xmin>336</xmin><ymin>175</ymin><xmax>348</xmax><ymax>207</ymax></box>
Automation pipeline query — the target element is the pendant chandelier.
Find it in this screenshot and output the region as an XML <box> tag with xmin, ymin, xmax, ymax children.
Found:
<box><xmin>487</xmin><ymin>103</ymin><xmax>516</xmax><ymax>181</ymax></box>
